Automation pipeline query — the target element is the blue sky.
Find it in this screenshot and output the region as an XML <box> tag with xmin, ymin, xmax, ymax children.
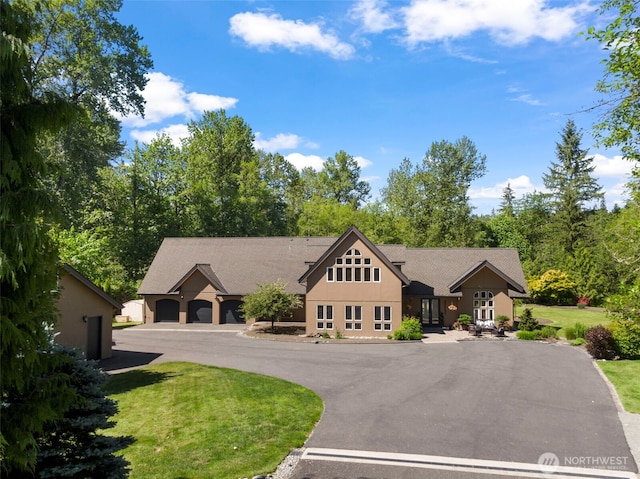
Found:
<box><xmin>116</xmin><ymin>0</ymin><xmax>634</xmax><ymax>214</ymax></box>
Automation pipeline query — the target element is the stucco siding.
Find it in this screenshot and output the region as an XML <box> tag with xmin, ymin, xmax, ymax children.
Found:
<box><xmin>55</xmin><ymin>274</ymin><xmax>114</xmax><ymax>359</ymax></box>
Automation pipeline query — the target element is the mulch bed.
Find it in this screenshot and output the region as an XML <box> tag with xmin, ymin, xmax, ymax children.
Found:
<box><xmin>243</xmin><ymin>322</ymin><xmax>396</xmax><ymax>344</ymax></box>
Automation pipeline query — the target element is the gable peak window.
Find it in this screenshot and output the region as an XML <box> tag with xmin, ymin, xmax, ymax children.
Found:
<box><xmin>473</xmin><ymin>291</ymin><xmax>494</xmax><ymax>320</ymax></box>
<box><xmin>327</xmin><ymin>248</ymin><xmax>378</xmax><ymax>283</ymax></box>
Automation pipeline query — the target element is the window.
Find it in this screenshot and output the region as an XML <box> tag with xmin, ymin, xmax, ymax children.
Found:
<box><xmin>345</xmin><ymin>305</ymin><xmax>362</xmax><ymax>330</ymax></box>
<box><xmin>374</xmin><ymin>306</ymin><xmax>392</xmax><ymax>331</ymax></box>
<box><xmin>328</xmin><ymin>249</ymin><xmax>377</xmax><ymax>283</ymax></box>
<box><xmin>317</xmin><ymin>305</ymin><xmax>334</xmax><ymax>329</ymax></box>
<box><xmin>373</xmin><ymin>268</ymin><xmax>381</xmax><ymax>282</ymax></box>
<box><xmin>473</xmin><ymin>291</ymin><xmax>494</xmax><ymax>321</ymax></box>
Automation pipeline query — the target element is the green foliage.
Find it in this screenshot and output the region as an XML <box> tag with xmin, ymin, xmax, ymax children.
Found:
<box><xmin>585</xmin><ymin>0</ymin><xmax>640</xmax><ymax>164</ymax></box>
<box><xmin>495</xmin><ymin>315</ymin><xmax>510</xmax><ymax>327</ymax></box>
<box><xmin>516</xmin><ymin>330</ymin><xmax>542</xmax><ymax>340</ymax></box>
<box><xmin>585</xmin><ymin>325</ymin><xmax>616</xmax><ymax>360</ymax></box>
<box><xmin>1</xmin><ymin>1</ymin><xmax>78</xmax><ymax>471</ymax></box>
<box><xmin>240</xmin><ymin>280</ymin><xmax>302</xmax><ymax>331</ymax></box>
<box><xmin>517</xmin><ymin>308</ymin><xmax>539</xmax><ymax>331</ymax></box>
<box><xmin>391</xmin><ymin>316</ymin><xmax>423</xmax><ymax>340</ymax></box>
<box><xmin>574</xmin><ymin>322</ymin><xmax>588</xmax><ymax>339</ymax></box>
<box><xmin>542</xmin><ymin>120</ymin><xmax>603</xmax><ymax>255</ymax></box>
<box><xmin>539</xmin><ymin>326</ymin><xmax>559</xmax><ymax>339</ymax></box>
<box><xmin>35</xmin><ymin>347</ymin><xmax>132</xmax><ymax>479</ymax></box>
<box><xmin>571</xmin><ymin>338</ymin><xmax>585</xmax><ymax>346</ymax></box>
<box><xmin>381</xmin><ymin>137</ymin><xmax>486</xmax><ymax>247</ymax></box>
<box><xmin>609</xmin><ymin>319</ymin><xmax>640</xmax><ymax>359</ymax></box>
<box><xmin>529</xmin><ymin>270</ymin><xmax>577</xmax><ymax>305</ymax></box>
<box><xmin>564</xmin><ymin>326</ymin><xmax>576</xmax><ymax>340</ymax></box>
<box><xmin>457</xmin><ymin>314</ymin><xmax>472</xmax><ymax>325</ymax></box>
<box><xmin>315</xmin><ymin>150</ymin><xmax>371</xmax><ymax>208</ymax></box>
<box><xmin>334</xmin><ymin>330</ymin><xmax>344</xmax><ymax>339</ymax></box>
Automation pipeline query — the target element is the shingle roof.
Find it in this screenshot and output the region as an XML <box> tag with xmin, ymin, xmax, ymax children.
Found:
<box><xmin>138</xmin><ymin>234</ymin><xmax>528</xmax><ymax>298</ymax></box>
<box><xmin>62</xmin><ymin>265</ymin><xmax>123</xmax><ymax>309</ymax></box>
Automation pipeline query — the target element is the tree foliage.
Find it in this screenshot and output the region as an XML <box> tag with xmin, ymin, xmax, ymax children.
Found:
<box><xmin>1</xmin><ymin>1</ymin><xmax>77</xmax><ymax>471</ymax></box>
<box><xmin>240</xmin><ymin>280</ymin><xmax>303</xmax><ymax>331</ymax></box>
<box><xmin>585</xmin><ymin>0</ymin><xmax>640</xmax><ymax>165</ymax></box>
<box><xmin>529</xmin><ymin>270</ymin><xmax>577</xmax><ymax>306</ymax></box>
<box><xmin>35</xmin><ymin>347</ymin><xmax>133</xmax><ymax>479</ymax></box>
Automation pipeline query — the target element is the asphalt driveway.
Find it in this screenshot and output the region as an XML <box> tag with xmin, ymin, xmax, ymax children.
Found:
<box><xmin>106</xmin><ymin>327</ymin><xmax>638</xmax><ymax>478</ymax></box>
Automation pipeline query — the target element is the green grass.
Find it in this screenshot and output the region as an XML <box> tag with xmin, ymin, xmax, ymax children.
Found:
<box><xmin>516</xmin><ymin>304</ymin><xmax>609</xmax><ymax>337</ymax></box>
<box><xmin>106</xmin><ymin>362</ymin><xmax>323</xmax><ymax>479</ymax></box>
<box><xmin>598</xmin><ymin>361</ymin><xmax>640</xmax><ymax>414</ymax></box>
<box><xmin>112</xmin><ymin>321</ymin><xmax>143</xmax><ymax>330</ymax></box>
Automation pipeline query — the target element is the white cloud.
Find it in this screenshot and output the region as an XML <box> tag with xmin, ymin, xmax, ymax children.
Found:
<box><xmin>119</xmin><ymin>72</ymin><xmax>238</xmax><ymax>128</ymax></box>
<box><xmin>592</xmin><ymin>153</ymin><xmax>634</xmax><ymax>178</ymax></box>
<box><xmin>510</xmin><ymin>93</ymin><xmax>543</xmax><ymax>106</ymax></box>
<box><xmin>130</xmin><ymin>123</ymin><xmax>190</xmax><ymax>147</ymax></box>
<box><xmin>354</xmin><ymin>155</ymin><xmax>373</xmax><ymax>169</ymax></box>
<box><xmin>350</xmin><ymin>0</ymin><xmax>399</xmax><ymax>34</ymax></box>
<box><xmin>470</xmin><ymin>175</ymin><xmax>542</xmax><ymax>200</ymax></box>
<box><xmin>254</xmin><ymin>133</ymin><xmax>302</xmax><ymax>152</ymax></box>
<box><xmin>229</xmin><ymin>12</ymin><xmax>355</xmax><ymax>60</ymax></box>
<box><xmin>401</xmin><ymin>0</ymin><xmax>592</xmax><ymax>47</ymax></box>
<box><xmin>285</xmin><ymin>152</ymin><xmax>325</xmax><ymax>170</ymax></box>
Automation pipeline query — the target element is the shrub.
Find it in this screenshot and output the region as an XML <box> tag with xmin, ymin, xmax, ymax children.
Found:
<box><xmin>334</xmin><ymin>330</ymin><xmax>344</xmax><ymax>339</ymax></box>
<box><xmin>391</xmin><ymin>316</ymin><xmax>423</xmax><ymax>340</ymax></box>
<box><xmin>517</xmin><ymin>330</ymin><xmax>542</xmax><ymax>340</ymax></box>
<box><xmin>577</xmin><ymin>296</ymin><xmax>590</xmax><ymax>309</ymax></box>
<box><xmin>539</xmin><ymin>326</ymin><xmax>558</xmax><ymax>339</ymax></box>
<box><xmin>529</xmin><ymin>269</ymin><xmax>577</xmax><ymax>305</ymax></box>
<box><xmin>518</xmin><ymin>308</ymin><xmax>539</xmax><ymax>331</ymax></box>
<box><xmin>564</xmin><ymin>327</ymin><xmax>576</xmax><ymax>340</ymax></box>
<box><xmin>609</xmin><ymin>319</ymin><xmax>640</xmax><ymax>359</ymax></box>
<box><xmin>571</xmin><ymin>338</ymin><xmax>585</xmax><ymax>346</ymax></box>
<box><xmin>585</xmin><ymin>325</ymin><xmax>616</xmax><ymax>359</ymax></box>
<box><xmin>495</xmin><ymin>315</ymin><xmax>509</xmax><ymax>328</ymax></box>
<box><xmin>574</xmin><ymin>322</ymin><xmax>587</xmax><ymax>339</ymax></box>
<box><xmin>457</xmin><ymin>314</ymin><xmax>472</xmax><ymax>325</ymax></box>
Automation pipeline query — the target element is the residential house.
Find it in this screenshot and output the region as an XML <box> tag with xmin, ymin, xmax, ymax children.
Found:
<box><xmin>138</xmin><ymin>226</ymin><xmax>528</xmax><ymax>336</ymax></box>
<box><xmin>55</xmin><ymin>265</ymin><xmax>122</xmax><ymax>359</ymax></box>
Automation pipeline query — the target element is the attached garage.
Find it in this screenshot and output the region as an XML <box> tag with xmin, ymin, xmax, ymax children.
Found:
<box><xmin>156</xmin><ymin>299</ymin><xmax>179</xmax><ymax>322</ymax></box>
<box><xmin>188</xmin><ymin>299</ymin><xmax>212</xmax><ymax>323</ymax></box>
<box><xmin>220</xmin><ymin>300</ymin><xmax>244</xmax><ymax>324</ymax></box>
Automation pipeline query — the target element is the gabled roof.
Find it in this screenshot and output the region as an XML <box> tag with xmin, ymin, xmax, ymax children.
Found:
<box><xmin>297</xmin><ymin>226</ymin><xmax>411</xmax><ymax>285</ymax></box>
<box><xmin>168</xmin><ymin>264</ymin><xmax>227</xmax><ymax>294</ymax></box>
<box><xmin>448</xmin><ymin>260</ymin><xmax>527</xmax><ymax>294</ymax></box>
<box><xmin>401</xmin><ymin>248</ymin><xmax>528</xmax><ymax>298</ymax></box>
<box><xmin>138</xmin><ymin>230</ymin><xmax>528</xmax><ymax>299</ymax></box>
<box><xmin>62</xmin><ymin>265</ymin><xmax>123</xmax><ymax>309</ymax></box>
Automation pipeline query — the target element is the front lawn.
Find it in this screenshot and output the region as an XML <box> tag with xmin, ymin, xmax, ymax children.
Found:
<box><xmin>106</xmin><ymin>362</ymin><xmax>323</xmax><ymax>479</ymax></box>
<box><xmin>598</xmin><ymin>361</ymin><xmax>640</xmax><ymax>414</ymax></box>
<box><xmin>516</xmin><ymin>304</ymin><xmax>609</xmax><ymax>337</ymax></box>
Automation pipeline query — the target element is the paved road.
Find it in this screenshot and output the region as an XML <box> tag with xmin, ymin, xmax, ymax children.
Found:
<box><xmin>106</xmin><ymin>328</ymin><xmax>638</xmax><ymax>478</ymax></box>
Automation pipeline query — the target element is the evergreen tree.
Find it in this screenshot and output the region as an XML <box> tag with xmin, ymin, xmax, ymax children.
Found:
<box><xmin>542</xmin><ymin>120</ymin><xmax>603</xmax><ymax>255</ymax></box>
<box><xmin>1</xmin><ymin>1</ymin><xmax>76</xmax><ymax>471</ymax></box>
<box><xmin>35</xmin><ymin>347</ymin><xmax>133</xmax><ymax>479</ymax></box>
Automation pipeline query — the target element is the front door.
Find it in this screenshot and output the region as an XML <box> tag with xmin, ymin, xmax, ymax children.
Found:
<box><xmin>86</xmin><ymin>316</ymin><xmax>102</xmax><ymax>360</ymax></box>
<box><xmin>421</xmin><ymin>299</ymin><xmax>440</xmax><ymax>326</ymax></box>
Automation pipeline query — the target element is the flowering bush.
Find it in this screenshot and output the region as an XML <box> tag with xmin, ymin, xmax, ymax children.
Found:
<box><xmin>577</xmin><ymin>296</ymin><xmax>590</xmax><ymax>308</ymax></box>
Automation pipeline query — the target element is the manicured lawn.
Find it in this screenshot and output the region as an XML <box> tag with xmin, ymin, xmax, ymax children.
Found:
<box><xmin>112</xmin><ymin>321</ymin><xmax>143</xmax><ymax>330</ymax></box>
<box><xmin>516</xmin><ymin>304</ymin><xmax>609</xmax><ymax>337</ymax></box>
<box><xmin>598</xmin><ymin>361</ymin><xmax>640</xmax><ymax>414</ymax></box>
<box><xmin>106</xmin><ymin>362</ymin><xmax>323</xmax><ymax>479</ymax></box>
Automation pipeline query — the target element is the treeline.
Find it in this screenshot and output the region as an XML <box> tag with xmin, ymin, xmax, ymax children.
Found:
<box><xmin>56</xmin><ymin>108</ymin><xmax>639</xmax><ymax>308</ymax></box>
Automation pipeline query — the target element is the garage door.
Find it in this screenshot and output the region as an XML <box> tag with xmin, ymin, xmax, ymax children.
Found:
<box><xmin>188</xmin><ymin>300</ymin><xmax>212</xmax><ymax>323</ymax></box>
<box><xmin>220</xmin><ymin>300</ymin><xmax>244</xmax><ymax>324</ymax></box>
<box><xmin>156</xmin><ymin>299</ymin><xmax>179</xmax><ymax>322</ymax></box>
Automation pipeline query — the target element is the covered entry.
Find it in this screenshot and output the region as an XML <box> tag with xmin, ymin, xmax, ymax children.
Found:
<box><xmin>220</xmin><ymin>300</ymin><xmax>244</xmax><ymax>324</ymax></box>
<box><xmin>156</xmin><ymin>299</ymin><xmax>179</xmax><ymax>322</ymax></box>
<box><xmin>188</xmin><ymin>300</ymin><xmax>212</xmax><ymax>323</ymax></box>
<box><xmin>421</xmin><ymin>298</ymin><xmax>441</xmax><ymax>326</ymax></box>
